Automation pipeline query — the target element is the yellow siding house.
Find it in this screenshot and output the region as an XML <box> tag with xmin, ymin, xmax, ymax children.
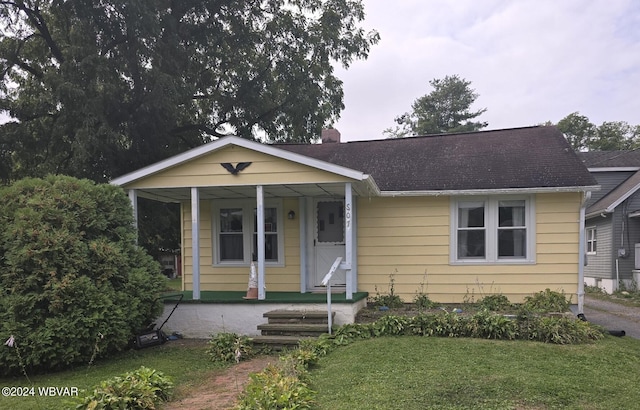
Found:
<box><xmin>111</xmin><ymin>126</ymin><xmax>598</xmax><ymax>326</ymax></box>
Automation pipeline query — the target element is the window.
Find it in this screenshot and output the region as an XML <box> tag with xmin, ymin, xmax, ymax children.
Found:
<box><xmin>452</xmin><ymin>196</ymin><xmax>535</xmax><ymax>264</ymax></box>
<box><xmin>586</xmin><ymin>227</ymin><xmax>597</xmax><ymax>255</ymax></box>
<box><xmin>213</xmin><ymin>200</ymin><xmax>284</xmax><ymax>265</ymax></box>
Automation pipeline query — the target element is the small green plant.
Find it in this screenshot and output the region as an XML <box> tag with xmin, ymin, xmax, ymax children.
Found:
<box><xmin>522</xmin><ymin>289</ymin><xmax>571</xmax><ymax>313</ymax></box>
<box><xmin>413</xmin><ymin>270</ymin><xmax>437</xmax><ymax>310</ymax></box>
<box><xmin>368</xmin><ymin>270</ymin><xmax>404</xmax><ymax>308</ymax></box>
<box><xmin>462</xmin><ymin>287</ymin><xmax>476</xmax><ymax>305</ymax></box>
<box><xmin>478</xmin><ymin>294</ymin><xmax>512</xmax><ymax>311</ymax></box>
<box><xmin>234</xmin><ymin>361</ymin><xmax>315</xmax><ymax>410</ymax></box>
<box><xmin>75</xmin><ymin>366</ymin><xmax>173</xmax><ymax>410</ymax></box>
<box><xmin>207</xmin><ymin>332</ymin><xmax>254</xmax><ymax>363</ymax></box>
<box><xmin>584</xmin><ymin>284</ymin><xmax>606</xmax><ymax>294</ymax></box>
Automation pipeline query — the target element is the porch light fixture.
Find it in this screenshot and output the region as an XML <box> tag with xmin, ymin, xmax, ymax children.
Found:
<box><xmin>288</xmin><ymin>210</ymin><xmax>295</xmax><ymax>220</ymax></box>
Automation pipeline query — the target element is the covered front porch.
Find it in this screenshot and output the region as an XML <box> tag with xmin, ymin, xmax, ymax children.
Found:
<box><xmin>156</xmin><ymin>291</ymin><xmax>368</xmax><ymax>338</ymax></box>
<box><xmin>128</xmin><ymin>181</ymin><xmax>362</xmax><ymax>298</ymax></box>
<box><xmin>110</xmin><ymin>136</ymin><xmax>377</xmax><ymax>335</ymax></box>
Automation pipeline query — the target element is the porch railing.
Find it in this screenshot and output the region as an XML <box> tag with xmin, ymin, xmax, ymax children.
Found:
<box><xmin>321</xmin><ymin>256</ymin><xmax>343</xmax><ymax>334</ymax></box>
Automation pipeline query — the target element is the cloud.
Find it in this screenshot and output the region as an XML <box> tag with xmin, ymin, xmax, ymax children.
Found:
<box><xmin>334</xmin><ymin>0</ymin><xmax>640</xmax><ymax>141</ymax></box>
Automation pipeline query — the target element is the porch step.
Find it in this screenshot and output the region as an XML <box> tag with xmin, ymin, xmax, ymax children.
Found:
<box><xmin>257</xmin><ymin>323</ymin><xmax>330</xmax><ymax>336</ymax></box>
<box><xmin>252</xmin><ymin>310</ymin><xmax>335</xmax><ymax>350</ymax></box>
<box><xmin>263</xmin><ymin>310</ymin><xmax>334</xmax><ymax>324</ymax></box>
<box><xmin>251</xmin><ymin>335</ymin><xmax>314</xmax><ymax>351</ymax></box>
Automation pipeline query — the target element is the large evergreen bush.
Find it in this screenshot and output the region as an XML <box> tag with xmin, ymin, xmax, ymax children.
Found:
<box><xmin>0</xmin><ymin>176</ymin><xmax>165</xmax><ymax>375</ymax></box>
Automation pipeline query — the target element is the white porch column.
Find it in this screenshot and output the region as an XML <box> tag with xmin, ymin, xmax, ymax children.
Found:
<box><xmin>128</xmin><ymin>189</ymin><xmax>138</xmax><ymax>243</ymax></box>
<box><xmin>299</xmin><ymin>197</ymin><xmax>308</xmax><ymax>293</ymax></box>
<box><xmin>256</xmin><ymin>185</ymin><xmax>266</xmax><ymax>300</ymax></box>
<box><xmin>191</xmin><ymin>187</ymin><xmax>201</xmax><ymax>300</ymax></box>
<box><xmin>344</xmin><ymin>182</ymin><xmax>354</xmax><ymax>300</ymax></box>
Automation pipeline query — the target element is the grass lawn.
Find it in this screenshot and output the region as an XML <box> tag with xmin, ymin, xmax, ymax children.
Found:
<box><xmin>0</xmin><ymin>340</ymin><xmax>217</xmax><ymax>410</ymax></box>
<box><xmin>164</xmin><ymin>277</ymin><xmax>182</xmax><ymax>291</ymax></box>
<box><xmin>311</xmin><ymin>335</ymin><xmax>640</xmax><ymax>409</ymax></box>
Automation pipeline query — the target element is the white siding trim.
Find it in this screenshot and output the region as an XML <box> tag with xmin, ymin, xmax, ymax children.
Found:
<box><xmin>383</xmin><ymin>186</ymin><xmax>599</xmax><ymax>197</ymax></box>
<box><xmin>191</xmin><ymin>188</ymin><xmax>201</xmax><ymax>300</ymax></box>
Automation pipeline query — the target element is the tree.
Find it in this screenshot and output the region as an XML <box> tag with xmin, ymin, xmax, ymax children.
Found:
<box><xmin>0</xmin><ymin>0</ymin><xmax>380</xmax><ymax>182</ymax></box>
<box><xmin>0</xmin><ymin>176</ymin><xmax>165</xmax><ymax>375</ymax></box>
<box><xmin>384</xmin><ymin>75</ymin><xmax>487</xmax><ymax>138</ymax></box>
<box><xmin>556</xmin><ymin>112</ymin><xmax>597</xmax><ymax>151</ymax></box>
<box><xmin>555</xmin><ymin>112</ymin><xmax>640</xmax><ymax>151</ymax></box>
<box><xmin>589</xmin><ymin>121</ymin><xmax>640</xmax><ymax>151</ymax></box>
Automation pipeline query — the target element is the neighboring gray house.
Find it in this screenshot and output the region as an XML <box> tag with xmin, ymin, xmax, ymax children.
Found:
<box><xmin>579</xmin><ymin>151</ymin><xmax>640</xmax><ymax>292</ymax></box>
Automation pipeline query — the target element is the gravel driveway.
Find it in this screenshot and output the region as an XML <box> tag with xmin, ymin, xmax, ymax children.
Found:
<box><xmin>583</xmin><ymin>295</ymin><xmax>640</xmax><ymax>339</ymax></box>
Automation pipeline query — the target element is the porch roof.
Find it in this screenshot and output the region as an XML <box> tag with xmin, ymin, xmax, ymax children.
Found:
<box><xmin>110</xmin><ymin>136</ymin><xmax>377</xmax><ymax>201</ymax></box>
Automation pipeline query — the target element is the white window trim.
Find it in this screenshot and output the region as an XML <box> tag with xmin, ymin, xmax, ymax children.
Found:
<box><xmin>212</xmin><ymin>199</ymin><xmax>285</xmax><ymax>267</ymax></box>
<box><xmin>586</xmin><ymin>226</ymin><xmax>597</xmax><ymax>255</ymax></box>
<box><xmin>450</xmin><ymin>195</ymin><xmax>536</xmax><ymax>265</ymax></box>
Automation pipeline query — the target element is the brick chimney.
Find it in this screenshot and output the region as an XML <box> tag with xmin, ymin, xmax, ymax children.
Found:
<box><xmin>321</xmin><ymin>128</ymin><xmax>341</xmax><ymax>143</ymax></box>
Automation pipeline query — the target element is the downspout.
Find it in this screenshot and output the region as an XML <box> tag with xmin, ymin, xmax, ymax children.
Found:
<box><xmin>577</xmin><ymin>191</ymin><xmax>591</xmax><ymax>315</ymax></box>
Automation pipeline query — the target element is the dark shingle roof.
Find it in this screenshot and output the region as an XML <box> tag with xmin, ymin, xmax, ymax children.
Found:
<box><xmin>586</xmin><ymin>170</ymin><xmax>640</xmax><ymax>216</ymax></box>
<box><xmin>578</xmin><ymin>150</ymin><xmax>640</xmax><ymax>168</ymax></box>
<box><xmin>278</xmin><ymin>126</ymin><xmax>596</xmax><ymax>192</ymax></box>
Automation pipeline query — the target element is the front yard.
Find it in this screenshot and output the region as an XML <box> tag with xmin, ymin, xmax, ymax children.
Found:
<box><xmin>311</xmin><ymin>336</ymin><xmax>640</xmax><ymax>409</ymax></box>
<box><xmin>2</xmin><ymin>289</ymin><xmax>639</xmax><ymax>409</ymax></box>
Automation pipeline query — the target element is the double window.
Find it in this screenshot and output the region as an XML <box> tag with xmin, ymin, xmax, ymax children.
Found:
<box><xmin>452</xmin><ymin>196</ymin><xmax>535</xmax><ymax>263</ymax></box>
<box><xmin>586</xmin><ymin>227</ymin><xmax>597</xmax><ymax>255</ymax></box>
<box><xmin>214</xmin><ymin>200</ymin><xmax>284</xmax><ymax>266</ymax></box>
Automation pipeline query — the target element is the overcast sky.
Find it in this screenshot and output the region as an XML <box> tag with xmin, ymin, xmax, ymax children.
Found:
<box><xmin>333</xmin><ymin>0</ymin><xmax>640</xmax><ymax>141</ymax></box>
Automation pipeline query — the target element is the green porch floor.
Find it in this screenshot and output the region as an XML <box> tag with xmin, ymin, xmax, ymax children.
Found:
<box><xmin>161</xmin><ymin>290</ymin><xmax>369</xmax><ymax>304</ymax></box>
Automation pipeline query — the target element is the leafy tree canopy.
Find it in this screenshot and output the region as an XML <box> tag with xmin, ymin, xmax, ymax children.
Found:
<box><xmin>554</xmin><ymin>112</ymin><xmax>640</xmax><ymax>151</ymax></box>
<box><xmin>0</xmin><ymin>0</ymin><xmax>379</xmax><ymax>182</ymax></box>
<box><xmin>384</xmin><ymin>74</ymin><xmax>487</xmax><ymax>138</ymax></box>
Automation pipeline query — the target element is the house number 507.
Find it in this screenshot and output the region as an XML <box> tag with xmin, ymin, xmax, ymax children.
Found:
<box><xmin>345</xmin><ymin>203</ymin><xmax>351</xmax><ymax>229</ymax></box>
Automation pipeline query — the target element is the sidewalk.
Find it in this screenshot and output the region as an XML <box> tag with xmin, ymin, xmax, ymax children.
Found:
<box><xmin>583</xmin><ymin>295</ymin><xmax>640</xmax><ymax>339</ymax></box>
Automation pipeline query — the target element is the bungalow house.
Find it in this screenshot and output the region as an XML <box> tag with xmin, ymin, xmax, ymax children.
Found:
<box><xmin>578</xmin><ymin>150</ymin><xmax>640</xmax><ymax>293</ymax></box>
<box><xmin>111</xmin><ymin>126</ymin><xmax>597</xmax><ymax>337</ymax></box>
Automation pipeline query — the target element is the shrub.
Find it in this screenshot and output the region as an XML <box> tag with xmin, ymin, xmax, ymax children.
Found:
<box><xmin>0</xmin><ymin>176</ymin><xmax>165</xmax><ymax>376</ymax></box>
<box><xmin>469</xmin><ymin>310</ymin><xmax>518</xmax><ymax>340</ymax></box>
<box><xmin>332</xmin><ymin>323</ymin><xmax>373</xmax><ymax>344</ymax></box>
<box><xmin>522</xmin><ymin>289</ymin><xmax>571</xmax><ymax>313</ymax></box>
<box><xmin>370</xmin><ymin>315</ymin><xmax>411</xmax><ymax>336</ymax></box>
<box><xmin>478</xmin><ymin>294</ymin><xmax>512</xmax><ymax>311</ymax></box>
<box><xmin>75</xmin><ymin>366</ymin><xmax>173</xmax><ymax>409</ymax></box>
<box><xmin>520</xmin><ymin>316</ymin><xmax>604</xmax><ymax>344</ymax></box>
<box><xmin>413</xmin><ymin>293</ymin><xmax>437</xmax><ymax>310</ymax></box>
<box><xmin>207</xmin><ymin>332</ymin><xmax>254</xmax><ymax>363</ymax></box>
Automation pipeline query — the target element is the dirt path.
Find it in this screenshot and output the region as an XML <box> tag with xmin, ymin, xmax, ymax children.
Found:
<box><xmin>164</xmin><ymin>355</ymin><xmax>275</xmax><ymax>410</ymax></box>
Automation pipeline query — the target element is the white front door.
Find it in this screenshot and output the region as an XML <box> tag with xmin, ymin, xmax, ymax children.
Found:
<box><xmin>313</xmin><ymin>200</ymin><xmax>346</xmax><ymax>287</ymax></box>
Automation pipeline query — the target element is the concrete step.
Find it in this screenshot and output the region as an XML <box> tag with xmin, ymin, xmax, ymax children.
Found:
<box><xmin>257</xmin><ymin>323</ymin><xmax>330</xmax><ymax>336</ymax></box>
<box><xmin>263</xmin><ymin>310</ymin><xmax>334</xmax><ymax>324</ymax></box>
<box><xmin>251</xmin><ymin>335</ymin><xmax>314</xmax><ymax>351</ymax></box>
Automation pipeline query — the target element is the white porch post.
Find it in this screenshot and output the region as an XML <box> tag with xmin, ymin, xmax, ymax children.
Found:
<box><xmin>128</xmin><ymin>189</ymin><xmax>138</xmax><ymax>243</ymax></box>
<box><xmin>256</xmin><ymin>185</ymin><xmax>266</xmax><ymax>300</ymax></box>
<box><xmin>299</xmin><ymin>197</ymin><xmax>308</xmax><ymax>293</ymax></box>
<box><xmin>344</xmin><ymin>182</ymin><xmax>354</xmax><ymax>299</ymax></box>
<box><xmin>191</xmin><ymin>187</ymin><xmax>201</xmax><ymax>300</ymax></box>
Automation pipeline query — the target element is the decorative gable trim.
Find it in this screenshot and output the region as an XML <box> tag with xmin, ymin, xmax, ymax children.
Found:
<box><xmin>111</xmin><ymin>136</ymin><xmax>368</xmax><ymax>187</ymax></box>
